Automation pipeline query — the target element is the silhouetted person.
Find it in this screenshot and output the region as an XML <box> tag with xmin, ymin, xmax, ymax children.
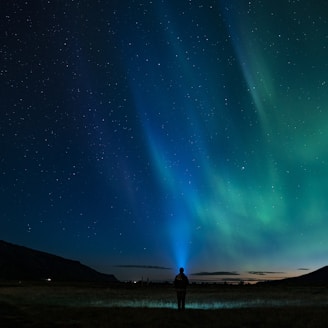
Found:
<box><xmin>174</xmin><ymin>267</ymin><xmax>189</xmax><ymax>310</ymax></box>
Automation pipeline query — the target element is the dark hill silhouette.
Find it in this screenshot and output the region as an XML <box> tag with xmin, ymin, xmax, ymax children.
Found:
<box><xmin>262</xmin><ymin>266</ymin><xmax>328</xmax><ymax>286</ymax></box>
<box><xmin>0</xmin><ymin>240</ymin><xmax>118</xmax><ymax>282</ymax></box>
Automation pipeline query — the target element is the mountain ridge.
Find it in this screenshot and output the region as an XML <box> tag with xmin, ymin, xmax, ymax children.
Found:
<box><xmin>0</xmin><ymin>240</ymin><xmax>118</xmax><ymax>282</ymax></box>
<box><xmin>260</xmin><ymin>266</ymin><xmax>328</xmax><ymax>286</ymax></box>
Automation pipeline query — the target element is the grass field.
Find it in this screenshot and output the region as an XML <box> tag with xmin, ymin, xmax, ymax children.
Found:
<box><xmin>0</xmin><ymin>282</ymin><xmax>328</xmax><ymax>327</ymax></box>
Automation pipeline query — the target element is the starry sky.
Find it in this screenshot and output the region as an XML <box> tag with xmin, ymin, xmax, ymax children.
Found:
<box><xmin>1</xmin><ymin>0</ymin><xmax>328</xmax><ymax>282</ymax></box>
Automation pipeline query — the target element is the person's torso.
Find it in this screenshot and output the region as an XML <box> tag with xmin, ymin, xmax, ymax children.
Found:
<box><xmin>175</xmin><ymin>273</ymin><xmax>187</xmax><ymax>288</ymax></box>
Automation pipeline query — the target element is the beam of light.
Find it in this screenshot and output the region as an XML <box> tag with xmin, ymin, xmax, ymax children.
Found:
<box><xmin>167</xmin><ymin>211</ymin><xmax>190</xmax><ymax>270</ymax></box>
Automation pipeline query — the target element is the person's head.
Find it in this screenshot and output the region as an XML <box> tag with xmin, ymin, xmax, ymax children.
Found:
<box><xmin>179</xmin><ymin>267</ymin><xmax>184</xmax><ymax>273</ymax></box>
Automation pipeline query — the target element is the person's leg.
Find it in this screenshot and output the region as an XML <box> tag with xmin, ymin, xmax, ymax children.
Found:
<box><xmin>181</xmin><ymin>291</ymin><xmax>186</xmax><ymax>310</ymax></box>
<box><xmin>177</xmin><ymin>292</ymin><xmax>181</xmax><ymax>310</ymax></box>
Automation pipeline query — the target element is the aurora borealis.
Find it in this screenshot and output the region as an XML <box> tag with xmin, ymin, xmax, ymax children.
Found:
<box><xmin>1</xmin><ymin>1</ymin><xmax>328</xmax><ymax>282</ymax></box>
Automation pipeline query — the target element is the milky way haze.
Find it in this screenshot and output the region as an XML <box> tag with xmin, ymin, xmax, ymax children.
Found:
<box><xmin>1</xmin><ymin>1</ymin><xmax>328</xmax><ymax>281</ymax></box>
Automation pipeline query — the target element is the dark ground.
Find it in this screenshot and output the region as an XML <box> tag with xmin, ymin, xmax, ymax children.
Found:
<box><xmin>0</xmin><ymin>282</ymin><xmax>327</xmax><ymax>327</ymax></box>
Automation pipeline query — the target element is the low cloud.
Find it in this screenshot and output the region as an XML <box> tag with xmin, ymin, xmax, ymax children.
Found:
<box><xmin>298</xmin><ymin>268</ymin><xmax>309</xmax><ymax>271</ymax></box>
<box><xmin>248</xmin><ymin>271</ymin><xmax>285</xmax><ymax>275</ymax></box>
<box><xmin>192</xmin><ymin>271</ymin><xmax>239</xmax><ymax>276</ymax></box>
<box><xmin>115</xmin><ymin>264</ymin><xmax>172</xmax><ymax>270</ymax></box>
<box><xmin>221</xmin><ymin>277</ymin><xmax>246</xmax><ymax>282</ymax></box>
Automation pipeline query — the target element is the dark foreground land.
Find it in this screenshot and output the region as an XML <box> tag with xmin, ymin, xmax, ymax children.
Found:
<box><xmin>0</xmin><ymin>282</ymin><xmax>328</xmax><ymax>327</ymax></box>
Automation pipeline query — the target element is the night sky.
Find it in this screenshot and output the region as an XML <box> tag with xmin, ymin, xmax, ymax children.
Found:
<box><xmin>1</xmin><ymin>0</ymin><xmax>328</xmax><ymax>282</ymax></box>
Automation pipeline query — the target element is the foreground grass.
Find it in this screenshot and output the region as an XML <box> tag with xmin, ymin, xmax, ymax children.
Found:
<box><xmin>0</xmin><ymin>283</ymin><xmax>328</xmax><ymax>327</ymax></box>
<box><xmin>2</xmin><ymin>303</ymin><xmax>328</xmax><ymax>327</ymax></box>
